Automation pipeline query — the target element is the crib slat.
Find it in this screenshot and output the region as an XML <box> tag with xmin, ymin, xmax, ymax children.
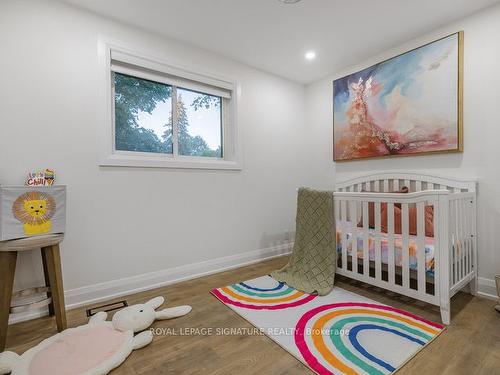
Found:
<box><xmin>374</xmin><ymin>180</ymin><xmax>380</xmax><ymax>192</ymax></box>
<box><xmin>352</xmin><ymin>201</ymin><xmax>358</xmax><ymax>275</ymax></box>
<box><xmin>468</xmin><ymin>199</ymin><xmax>473</xmax><ymax>275</ymax></box>
<box><xmin>383</xmin><ymin>180</ymin><xmax>389</xmax><ymax>192</ymax></box>
<box><xmin>466</xmin><ymin>199</ymin><xmax>474</xmax><ymax>272</ymax></box>
<box><xmin>374</xmin><ymin>202</ymin><xmax>382</xmax><ymax>280</ymax></box>
<box><xmin>452</xmin><ymin>199</ymin><xmax>458</xmax><ymax>284</ymax></box>
<box><xmin>401</xmin><ymin>203</ymin><xmax>410</xmax><ymax>290</ymax></box>
<box><xmin>335</xmin><ymin>196</ymin><xmax>340</xmax><ymax>260</ymax></box>
<box><xmin>362</xmin><ymin>201</ymin><xmax>369</xmax><ymax>276</ymax></box>
<box><xmin>335</xmin><ymin>198</ymin><xmax>342</xmax><ymax>270</ymax></box>
<box><xmin>460</xmin><ymin>199</ymin><xmax>467</xmax><ymax>278</ymax></box>
<box><xmin>457</xmin><ymin>198</ymin><xmax>463</xmax><ymax>282</ymax></box>
<box><xmin>387</xmin><ymin>202</ymin><xmax>395</xmax><ymax>285</ymax></box>
<box><xmin>341</xmin><ymin>200</ymin><xmax>347</xmax><ymax>271</ymax></box>
<box><xmin>464</xmin><ymin>198</ymin><xmax>469</xmax><ymax>275</ymax></box>
<box><xmin>433</xmin><ymin>199</ymin><xmax>445</xmax><ymax>291</ymax></box>
<box><xmin>404</xmin><ymin>179</ymin><xmax>410</xmax><ymax>189</ymax></box>
<box><xmin>335</xmin><ymin>197</ymin><xmax>340</xmax><ymax>222</ymax></box>
<box><xmin>416</xmin><ymin>202</ymin><xmax>426</xmax><ymax>294</ymax></box>
<box><xmin>460</xmin><ymin>199</ymin><xmax>468</xmax><ymax>278</ymax></box>
<box><xmin>449</xmin><ymin>199</ymin><xmax>454</xmax><ymax>285</ymax></box>
<box><xmin>453</xmin><ymin>199</ymin><xmax>460</xmax><ymax>283</ymax></box>
<box><xmin>459</xmin><ymin>198</ymin><xmax>464</xmax><ymax>280</ymax></box>
<box><xmin>464</xmin><ymin>198</ymin><xmax>470</xmax><ymax>276</ymax></box>
<box><xmin>415</xmin><ymin>180</ymin><xmax>422</xmax><ymax>191</ymax></box>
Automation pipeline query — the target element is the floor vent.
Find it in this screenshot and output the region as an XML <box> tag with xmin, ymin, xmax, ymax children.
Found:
<box><xmin>86</xmin><ymin>300</ymin><xmax>128</xmax><ymax>317</ymax></box>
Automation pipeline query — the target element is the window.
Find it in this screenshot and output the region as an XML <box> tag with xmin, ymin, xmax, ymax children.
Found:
<box><xmin>114</xmin><ymin>73</ymin><xmax>173</xmax><ymax>154</ymax></box>
<box><xmin>176</xmin><ymin>88</ymin><xmax>222</xmax><ymax>158</ymax></box>
<box><xmin>100</xmin><ymin>43</ymin><xmax>240</xmax><ymax>170</ymax></box>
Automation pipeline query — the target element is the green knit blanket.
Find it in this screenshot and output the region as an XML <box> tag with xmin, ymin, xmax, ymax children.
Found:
<box><xmin>271</xmin><ymin>187</ymin><xmax>336</xmax><ymax>296</ymax></box>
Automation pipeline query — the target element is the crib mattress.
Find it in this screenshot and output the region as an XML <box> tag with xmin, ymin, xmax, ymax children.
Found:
<box><xmin>336</xmin><ymin>227</ymin><xmax>435</xmax><ymax>276</ymax></box>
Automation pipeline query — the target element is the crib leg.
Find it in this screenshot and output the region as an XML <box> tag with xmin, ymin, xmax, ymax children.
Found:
<box><xmin>469</xmin><ymin>277</ymin><xmax>478</xmax><ymax>296</ymax></box>
<box><xmin>440</xmin><ymin>302</ymin><xmax>451</xmax><ymax>325</ymax></box>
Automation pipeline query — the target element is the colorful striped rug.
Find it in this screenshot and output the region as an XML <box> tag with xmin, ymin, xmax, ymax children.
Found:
<box><xmin>211</xmin><ymin>275</ymin><xmax>443</xmax><ymax>375</ymax></box>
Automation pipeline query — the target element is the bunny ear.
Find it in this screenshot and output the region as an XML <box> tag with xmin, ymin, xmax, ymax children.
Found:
<box><xmin>145</xmin><ymin>296</ymin><xmax>165</xmax><ymax>310</ymax></box>
<box><xmin>155</xmin><ymin>305</ymin><xmax>192</xmax><ymax>320</ymax></box>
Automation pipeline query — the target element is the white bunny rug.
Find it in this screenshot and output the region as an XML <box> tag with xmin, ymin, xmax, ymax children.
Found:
<box><xmin>0</xmin><ymin>297</ymin><xmax>191</xmax><ymax>375</ymax></box>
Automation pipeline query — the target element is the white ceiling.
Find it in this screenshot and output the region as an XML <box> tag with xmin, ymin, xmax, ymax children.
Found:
<box><xmin>61</xmin><ymin>0</ymin><xmax>499</xmax><ymax>83</ymax></box>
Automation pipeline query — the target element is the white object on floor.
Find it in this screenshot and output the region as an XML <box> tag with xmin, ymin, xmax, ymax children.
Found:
<box><xmin>0</xmin><ymin>296</ymin><xmax>191</xmax><ymax>375</ymax></box>
<box><xmin>212</xmin><ymin>275</ymin><xmax>444</xmax><ymax>375</ymax></box>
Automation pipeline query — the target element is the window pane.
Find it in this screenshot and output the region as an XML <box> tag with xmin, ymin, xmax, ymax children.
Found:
<box><xmin>114</xmin><ymin>72</ymin><xmax>173</xmax><ymax>154</ymax></box>
<box><xmin>177</xmin><ymin>88</ymin><xmax>222</xmax><ymax>158</ymax></box>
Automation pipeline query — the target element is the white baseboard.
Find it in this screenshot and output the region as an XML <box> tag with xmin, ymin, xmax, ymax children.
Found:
<box><xmin>9</xmin><ymin>242</ymin><xmax>293</xmax><ymax>325</ymax></box>
<box><xmin>477</xmin><ymin>277</ymin><xmax>498</xmax><ymax>300</ymax></box>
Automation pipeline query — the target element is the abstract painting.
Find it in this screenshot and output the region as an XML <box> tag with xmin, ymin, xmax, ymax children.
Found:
<box><xmin>333</xmin><ymin>32</ymin><xmax>463</xmax><ymax>161</ymax></box>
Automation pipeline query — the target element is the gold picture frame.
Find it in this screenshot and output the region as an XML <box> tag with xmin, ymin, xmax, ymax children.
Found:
<box><xmin>333</xmin><ymin>31</ymin><xmax>463</xmax><ymax>162</ymax></box>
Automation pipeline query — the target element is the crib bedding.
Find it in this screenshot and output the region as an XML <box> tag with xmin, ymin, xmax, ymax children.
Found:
<box><xmin>336</xmin><ymin>226</ymin><xmax>435</xmax><ymax>276</ymax></box>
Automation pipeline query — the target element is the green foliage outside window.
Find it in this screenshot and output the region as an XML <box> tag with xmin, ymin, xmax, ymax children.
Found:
<box><xmin>114</xmin><ymin>73</ymin><xmax>221</xmax><ymax>157</ymax></box>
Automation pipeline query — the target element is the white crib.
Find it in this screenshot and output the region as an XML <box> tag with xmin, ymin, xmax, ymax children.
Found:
<box><xmin>333</xmin><ymin>172</ymin><xmax>477</xmax><ymax>325</ymax></box>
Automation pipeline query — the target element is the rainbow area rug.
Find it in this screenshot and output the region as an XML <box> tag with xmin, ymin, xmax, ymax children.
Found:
<box><xmin>211</xmin><ymin>276</ymin><xmax>444</xmax><ymax>375</ymax></box>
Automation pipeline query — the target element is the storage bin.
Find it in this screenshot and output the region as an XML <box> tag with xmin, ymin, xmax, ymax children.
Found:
<box><xmin>0</xmin><ymin>185</ymin><xmax>66</xmax><ymax>241</ymax></box>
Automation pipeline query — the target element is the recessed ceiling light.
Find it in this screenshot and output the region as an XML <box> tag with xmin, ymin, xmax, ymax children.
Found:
<box><xmin>305</xmin><ymin>51</ymin><xmax>316</xmax><ymax>61</ymax></box>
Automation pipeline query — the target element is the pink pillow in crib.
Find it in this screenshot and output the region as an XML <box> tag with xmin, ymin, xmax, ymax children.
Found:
<box><xmin>381</xmin><ymin>205</ymin><xmax>435</xmax><ymax>237</ymax></box>
<box><xmin>357</xmin><ymin>186</ymin><xmax>409</xmax><ymax>229</ymax></box>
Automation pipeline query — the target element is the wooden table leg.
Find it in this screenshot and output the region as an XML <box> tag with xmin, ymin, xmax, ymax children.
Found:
<box><xmin>0</xmin><ymin>251</ymin><xmax>17</xmax><ymax>352</ymax></box>
<box><xmin>41</xmin><ymin>249</ymin><xmax>55</xmax><ymax>316</ymax></box>
<box><xmin>42</xmin><ymin>244</ymin><xmax>67</xmax><ymax>332</ymax></box>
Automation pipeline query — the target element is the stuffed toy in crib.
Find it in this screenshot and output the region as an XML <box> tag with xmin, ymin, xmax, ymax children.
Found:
<box><xmin>0</xmin><ymin>297</ymin><xmax>191</xmax><ymax>375</ymax></box>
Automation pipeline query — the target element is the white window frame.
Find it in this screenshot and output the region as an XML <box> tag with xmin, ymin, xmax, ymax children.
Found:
<box><xmin>98</xmin><ymin>39</ymin><xmax>242</xmax><ymax>170</ymax></box>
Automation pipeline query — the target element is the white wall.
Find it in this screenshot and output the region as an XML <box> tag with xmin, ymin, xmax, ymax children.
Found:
<box><xmin>2</xmin><ymin>0</ymin><xmax>498</xmax><ymax>324</ymax></box>
<box><xmin>0</xmin><ymin>0</ymin><xmax>327</xmax><ymax>319</ymax></box>
<box><xmin>306</xmin><ymin>4</ymin><xmax>500</xmax><ymax>298</ymax></box>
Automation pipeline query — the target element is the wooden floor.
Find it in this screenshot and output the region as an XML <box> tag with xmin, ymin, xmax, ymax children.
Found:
<box><xmin>5</xmin><ymin>256</ymin><xmax>500</xmax><ymax>374</ymax></box>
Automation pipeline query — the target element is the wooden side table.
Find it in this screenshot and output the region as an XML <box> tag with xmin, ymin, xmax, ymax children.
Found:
<box><xmin>0</xmin><ymin>234</ymin><xmax>67</xmax><ymax>351</ymax></box>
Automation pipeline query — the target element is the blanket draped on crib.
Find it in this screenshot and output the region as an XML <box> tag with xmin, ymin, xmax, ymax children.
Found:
<box><xmin>271</xmin><ymin>187</ymin><xmax>336</xmax><ymax>296</ymax></box>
